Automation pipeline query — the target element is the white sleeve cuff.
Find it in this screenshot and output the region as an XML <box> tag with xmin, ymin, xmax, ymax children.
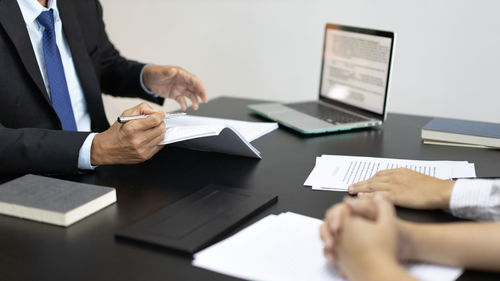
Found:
<box><xmin>450</xmin><ymin>179</ymin><xmax>500</xmax><ymax>221</ymax></box>
<box><xmin>78</xmin><ymin>133</ymin><xmax>98</xmax><ymax>170</ymax></box>
<box><xmin>140</xmin><ymin>64</ymin><xmax>159</xmax><ymax>97</ymax></box>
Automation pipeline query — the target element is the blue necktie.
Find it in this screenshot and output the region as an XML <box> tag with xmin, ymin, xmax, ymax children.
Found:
<box><xmin>37</xmin><ymin>10</ymin><xmax>77</xmax><ymax>131</ymax></box>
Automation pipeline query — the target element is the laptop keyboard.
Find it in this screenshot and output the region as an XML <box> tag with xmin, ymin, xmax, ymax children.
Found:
<box><xmin>287</xmin><ymin>102</ymin><xmax>368</xmax><ymax>124</ymax></box>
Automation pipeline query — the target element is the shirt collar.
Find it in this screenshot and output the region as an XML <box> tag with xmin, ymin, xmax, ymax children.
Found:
<box><xmin>17</xmin><ymin>0</ymin><xmax>60</xmax><ymax>26</ymax></box>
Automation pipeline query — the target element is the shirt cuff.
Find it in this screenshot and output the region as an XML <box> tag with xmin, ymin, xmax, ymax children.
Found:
<box><xmin>140</xmin><ymin>64</ymin><xmax>159</xmax><ymax>97</ymax></box>
<box><xmin>78</xmin><ymin>133</ymin><xmax>98</xmax><ymax>170</ymax></box>
<box><xmin>449</xmin><ymin>179</ymin><xmax>500</xmax><ymax>220</ymax></box>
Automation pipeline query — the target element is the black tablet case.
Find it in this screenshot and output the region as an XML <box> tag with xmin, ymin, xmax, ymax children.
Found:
<box><xmin>116</xmin><ymin>184</ymin><xmax>277</xmax><ymax>255</ymax></box>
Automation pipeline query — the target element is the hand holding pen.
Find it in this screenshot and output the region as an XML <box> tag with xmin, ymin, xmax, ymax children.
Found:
<box><xmin>91</xmin><ymin>103</ymin><xmax>170</xmax><ymax>166</ymax></box>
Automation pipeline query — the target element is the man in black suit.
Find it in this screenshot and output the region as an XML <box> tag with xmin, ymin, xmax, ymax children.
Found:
<box><xmin>0</xmin><ymin>0</ymin><xmax>207</xmax><ymax>174</ymax></box>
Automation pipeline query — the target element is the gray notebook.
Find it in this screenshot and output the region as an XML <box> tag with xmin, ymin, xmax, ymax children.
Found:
<box><xmin>0</xmin><ymin>174</ymin><xmax>116</xmax><ymax>227</ymax></box>
<box><xmin>422</xmin><ymin>118</ymin><xmax>500</xmax><ymax>148</ymax></box>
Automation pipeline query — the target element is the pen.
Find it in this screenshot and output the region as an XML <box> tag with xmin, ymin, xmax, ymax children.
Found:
<box><xmin>451</xmin><ymin>177</ymin><xmax>500</xmax><ymax>180</ymax></box>
<box><xmin>117</xmin><ymin>112</ymin><xmax>186</xmax><ymax>123</ymax></box>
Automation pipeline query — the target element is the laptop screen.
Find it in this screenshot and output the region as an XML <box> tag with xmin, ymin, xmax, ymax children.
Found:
<box><xmin>319</xmin><ymin>24</ymin><xmax>395</xmax><ymax>116</ymax></box>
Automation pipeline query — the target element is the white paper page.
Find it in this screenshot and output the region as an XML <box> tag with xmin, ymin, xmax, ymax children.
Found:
<box><xmin>193</xmin><ymin>212</ymin><xmax>463</xmax><ymax>281</ymax></box>
<box><xmin>159</xmin><ymin>125</ymin><xmax>224</xmax><ymax>145</ymax></box>
<box><xmin>305</xmin><ymin>157</ymin><xmax>348</xmax><ymax>191</ymax></box>
<box><xmin>450</xmin><ymin>162</ymin><xmax>476</xmax><ymax>178</ymax></box>
<box><xmin>164</xmin><ymin>115</ymin><xmax>278</xmax><ymax>142</ymax></box>
<box><xmin>193</xmin><ymin>213</ymin><xmax>344</xmax><ymax>281</ymax></box>
<box><xmin>408</xmin><ymin>263</ymin><xmax>465</xmax><ymax>281</ymax></box>
<box><xmin>320</xmin><ymin>155</ymin><xmax>453</xmax><ymax>180</ymax></box>
<box><xmin>304</xmin><ymin>155</ymin><xmax>475</xmax><ymax>191</ymax></box>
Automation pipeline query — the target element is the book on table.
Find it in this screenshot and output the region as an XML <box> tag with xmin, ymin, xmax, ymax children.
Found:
<box><xmin>159</xmin><ymin>115</ymin><xmax>278</xmax><ymax>158</ymax></box>
<box><xmin>421</xmin><ymin>117</ymin><xmax>500</xmax><ymax>149</ymax></box>
<box><xmin>0</xmin><ymin>174</ymin><xmax>116</xmax><ymax>227</ymax></box>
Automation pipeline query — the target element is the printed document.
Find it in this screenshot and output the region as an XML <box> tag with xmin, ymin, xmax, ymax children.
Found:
<box><xmin>304</xmin><ymin>155</ymin><xmax>476</xmax><ymax>191</ymax></box>
<box><xmin>193</xmin><ymin>212</ymin><xmax>463</xmax><ymax>281</ymax></box>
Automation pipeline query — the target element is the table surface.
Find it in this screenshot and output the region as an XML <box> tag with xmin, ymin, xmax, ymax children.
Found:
<box><xmin>1</xmin><ymin>97</ymin><xmax>499</xmax><ymax>281</ymax></box>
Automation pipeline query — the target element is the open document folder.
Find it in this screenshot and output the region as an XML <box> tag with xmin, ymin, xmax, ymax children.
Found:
<box><xmin>159</xmin><ymin>116</ymin><xmax>278</xmax><ymax>158</ymax></box>
<box><xmin>304</xmin><ymin>155</ymin><xmax>476</xmax><ymax>191</ymax></box>
<box><xmin>193</xmin><ymin>212</ymin><xmax>463</xmax><ymax>281</ymax></box>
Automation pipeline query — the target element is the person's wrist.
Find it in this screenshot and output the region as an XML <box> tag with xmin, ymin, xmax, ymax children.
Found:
<box><xmin>437</xmin><ymin>180</ymin><xmax>455</xmax><ymax>209</ymax></box>
<box><xmin>142</xmin><ymin>64</ymin><xmax>159</xmax><ymax>90</ymax></box>
<box><xmin>350</xmin><ymin>253</ymin><xmax>401</xmax><ymax>281</ymax></box>
<box><xmin>140</xmin><ymin>64</ymin><xmax>156</xmax><ymax>95</ymax></box>
<box><xmin>371</xmin><ymin>259</ymin><xmax>413</xmax><ymax>281</ymax></box>
<box><xmin>352</xmin><ymin>244</ymin><xmax>398</xmax><ymax>273</ymax></box>
<box><xmin>91</xmin><ymin>132</ymin><xmax>110</xmax><ymax>166</ymax></box>
<box><xmin>397</xmin><ymin>220</ymin><xmax>418</xmax><ymax>261</ymax></box>
<box><xmin>403</xmin><ymin>222</ymin><xmax>430</xmax><ymax>263</ymax></box>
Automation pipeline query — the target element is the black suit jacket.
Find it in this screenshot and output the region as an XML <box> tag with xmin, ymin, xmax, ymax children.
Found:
<box><xmin>0</xmin><ymin>0</ymin><xmax>164</xmax><ymax>174</ymax></box>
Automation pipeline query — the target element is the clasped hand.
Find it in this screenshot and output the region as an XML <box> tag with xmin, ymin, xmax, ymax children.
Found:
<box><xmin>320</xmin><ymin>195</ymin><xmax>417</xmax><ymax>281</ymax></box>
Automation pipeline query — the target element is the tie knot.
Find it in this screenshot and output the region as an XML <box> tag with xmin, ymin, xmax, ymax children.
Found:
<box><xmin>37</xmin><ymin>10</ymin><xmax>55</xmax><ymax>31</ymax></box>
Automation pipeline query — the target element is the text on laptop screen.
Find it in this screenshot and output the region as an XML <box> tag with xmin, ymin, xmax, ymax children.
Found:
<box><xmin>320</xmin><ymin>28</ymin><xmax>393</xmax><ymax>115</ymax></box>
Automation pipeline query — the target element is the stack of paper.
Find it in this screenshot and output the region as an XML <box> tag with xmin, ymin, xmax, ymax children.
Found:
<box><xmin>193</xmin><ymin>212</ymin><xmax>463</xmax><ymax>281</ymax></box>
<box><xmin>158</xmin><ymin>115</ymin><xmax>278</xmax><ymax>158</ymax></box>
<box><xmin>304</xmin><ymin>155</ymin><xmax>476</xmax><ymax>191</ymax></box>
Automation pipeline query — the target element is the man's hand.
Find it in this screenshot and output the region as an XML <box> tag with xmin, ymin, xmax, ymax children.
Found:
<box><xmin>91</xmin><ymin>103</ymin><xmax>166</xmax><ymax>165</ymax></box>
<box><xmin>142</xmin><ymin>65</ymin><xmax>208</xmax><ymax>110</ymax></box>
<box><xmin>348</xmin><ymin>168</ymin><xmax>455</xmax><ymax>209</ymax></box>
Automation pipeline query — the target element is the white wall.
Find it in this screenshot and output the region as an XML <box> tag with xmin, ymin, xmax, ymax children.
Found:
<box><xmin>100</xmin><ymin>0</ymin><xmax>500</xmax><ymax>123</ymax></box>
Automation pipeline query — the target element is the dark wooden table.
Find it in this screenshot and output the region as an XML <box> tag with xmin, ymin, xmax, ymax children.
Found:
<box><xmin>1</xmin><ymin>97</ymin><xmax>499</xmax><ymax>281</ymax></box>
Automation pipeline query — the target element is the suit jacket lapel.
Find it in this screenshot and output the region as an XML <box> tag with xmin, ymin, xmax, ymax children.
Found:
<box><xmin>0</xmin><ymin>0</ymin><xmax>51</xmax><ymax>104</ymax></box>
<box><xmin>57</xmin><ymin>0</ymin><xmax>109</xmax><ymax>131</ymax></box>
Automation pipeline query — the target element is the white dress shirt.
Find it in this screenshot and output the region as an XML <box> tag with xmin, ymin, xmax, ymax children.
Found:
<box><xmin>450</xmin><ymin>179</ymin><xmax>500</xmax><ymax>221</ymax></box>
<box><xmin>17</xmin><ymin>0</ymin><xmax>153</xmax><ymax>170</ymax></box>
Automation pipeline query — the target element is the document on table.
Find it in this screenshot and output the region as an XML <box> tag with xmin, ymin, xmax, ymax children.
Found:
<box><xmin>304</xmin><ymin>155</ymin><xmax>476</xmax><ymax>191</ymax></box>
<box><xmin>193</xmin><ymin>212</ymin><xmax>463</xmax><ymax>281</ymax></box>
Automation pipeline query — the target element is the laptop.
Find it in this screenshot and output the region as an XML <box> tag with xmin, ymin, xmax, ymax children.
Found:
<box><xmin>248</xmin><ymin>23</ymin><xmax>396</xmax><ymax>134</ymax></box>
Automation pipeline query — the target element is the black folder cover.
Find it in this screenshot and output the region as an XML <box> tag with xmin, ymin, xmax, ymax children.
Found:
<box><xmin>116</xmin><ymin>184</ymin><xmax>277</xmax><ymax>255</ymax></box>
